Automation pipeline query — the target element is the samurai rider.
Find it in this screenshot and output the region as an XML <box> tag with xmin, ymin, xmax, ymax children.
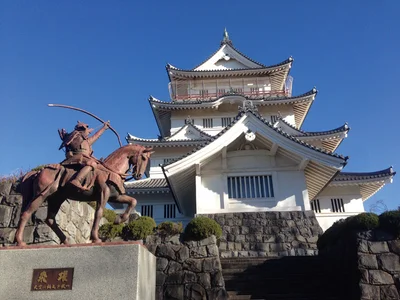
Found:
<box><xmin>58</xmin><ymin>120</ymin><xmax>110</xmax><ymax>191</ymax></box>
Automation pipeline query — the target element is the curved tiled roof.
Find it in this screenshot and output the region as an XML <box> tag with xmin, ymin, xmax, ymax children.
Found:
<box><xmin>162</xmin><ymin>108</ymin><xmax>348</xmax><ymax>167</ymax></box>
<box><xmin>333</xmin><ymin>167</ymin><xmax>396</xmax><ymax>182</ymax></box>
<box><xmin>167</xmin><ymin>57</ymin><xmax>293</xmax><ymax>73</ymax></box>
<box><xmin>127</xmin><ymin>123</ymin><xmax>212</xmax><ymax>144</ymax></box>
<box><xmin>125</xmin><ymin>178</ymin><xmax>169</xmax><ymax>191</ymax></box>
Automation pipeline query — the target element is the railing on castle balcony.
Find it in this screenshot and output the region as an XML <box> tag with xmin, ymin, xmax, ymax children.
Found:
<box><xmin>168</xmin><ymin>76</ymin><xmax>293</xmax><ymax>101</ymax></box>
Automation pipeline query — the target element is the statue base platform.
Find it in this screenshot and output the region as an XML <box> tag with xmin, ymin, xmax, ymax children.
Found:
<box><xmin>0</xmin><ymin>241</ymin><xmax>156</xmax><ymax>300</ymax></box>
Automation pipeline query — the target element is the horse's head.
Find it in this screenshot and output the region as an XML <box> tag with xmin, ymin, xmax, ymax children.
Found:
<box><xmin>130</xmin><ymin>147</ymin><xmax>154</xmax><ymax>180</ymax></box>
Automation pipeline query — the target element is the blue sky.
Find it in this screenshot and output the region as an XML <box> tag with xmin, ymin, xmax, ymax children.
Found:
<box><xmin>1</xmin><ymin>1</ymin><xmax>399</xmax><ymax>210</ymax></box>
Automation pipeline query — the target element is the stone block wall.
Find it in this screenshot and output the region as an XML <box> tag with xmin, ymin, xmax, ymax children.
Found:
<box><xmin>202</xmin><ymin>211</ymin><xmax>323</xmax><ymax>258</ymax></box>
<box><xmin>0</xmin><ymin>180</ymin><xmax>103</xmax><ymax>246</ymax></box>
<box><xmin>146</xmin><ymin>234</ymin><xmax>228</xmax><ymax>300</ymax></box>
<box><xmin>320</xmin><ymin>230</ymin><xmax>400</xmax><ymax>299</ymax></box>
<box><xmin>358</xmin><ymin>239</ymin><xmax>400</xmax><ymax>299</ymax></box>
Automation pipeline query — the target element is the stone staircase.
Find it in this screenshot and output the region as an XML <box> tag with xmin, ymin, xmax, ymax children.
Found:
<box><xmin>222</xmin><ymin>256</ymin><xmax>344</xmax><ymax>300</ymax></box>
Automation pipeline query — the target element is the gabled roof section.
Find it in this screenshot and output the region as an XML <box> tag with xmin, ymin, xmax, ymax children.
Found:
<box><xmin>193</xmin><ymin>29</ymin><xmax>266</xmax><ymax>71</ymax></box>
<box><xmin>126</xmin><ymin>123</ymin><xmax>212</xmax><ymax>147</ymax></box>
<box><xmin>329</xmin><ymin>167</ymin><xmax>396</xmax><ymax>201</ymax></box>
<box><xmin>162</xmin><ymin>107</ymin><xmax>348</xmax><ymax>214</ymax></box>
<box><xmin>163</xmin><ymin>108</ymin><xmax>348</xmax><ymax>167</ymax></box>
<box><xmin>166</xmin><ymin>29</ymin><xmax>293</xmax><ymax>83</ymax></box>
<box><xmin>150</xmin><ymin>89</ymin><xmax>316</xmax><ymax>136</ymax></box>
<box><xmin>275</xmin><ymin>118</ymin><xmax>350</xmax><ymax>152</ymax></box>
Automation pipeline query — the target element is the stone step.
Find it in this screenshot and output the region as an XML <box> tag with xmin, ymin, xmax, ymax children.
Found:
<box><xmin>222</xmin><ymin>268</ymin><xmax>325</xmax><ymax>278</ymax></box>
<box><xmin>227</xmin><ymin>291</ymin><xmax>340</xmax><ymax>300</ymax></box>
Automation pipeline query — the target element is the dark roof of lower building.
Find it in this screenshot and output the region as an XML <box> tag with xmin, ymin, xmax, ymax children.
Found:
<box><xmin>125</xmin><ymin>178</ymin><xmax>169</xmax><ymax>190</ymax></box>
<box><xmin>333</xmin><ymin>167</ymin><xmax>396</xmax><ymax>182</ymax></box>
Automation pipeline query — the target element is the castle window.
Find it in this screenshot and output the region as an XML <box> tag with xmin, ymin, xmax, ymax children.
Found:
<box><xmin>217</xmin><ymin>89</ymin><xmax>226</xmax><ymax>96</ymax></box>
<box><xmin>164</xmin><ymin>204</ymin><xmax>176</xmax><ymax>219</ymax></box>
<box><xmin>250</xmin><ymin>87</ymin><xmax>259</xmax><ymax>95</ymax></box>
<box><xmin>163</xmin><ymin>158</ymin><xmax>176</xmax><ymax>165</ymax></box>
<box><xmin>227</xmin><ymin>175</ymin><xmax>274</xmax><ymax>199</ymax></box>
<box><xmin>200</xmin><ymin>89</ymin><xmax>208</xmax><ymax>97</ymax></box>
<box><xmin>232</xmin><ymin>87</ymin><xmax>243</xmax><ymax>94</ymax></box>
<box><xmin>141</xmin><ymin>205</ymin><xmax>153</xmax><ymax>218</ymax></box>
<box><xmin>221</xmin><ymin>117</ymin><xmax>232</xmax><ymax>127</ymax></box>
<box><xmin>311</xmin><ymin>199</ymin><xmax>321</xmax><ymax>213</ymax></box>
<box><xmin>203</xmin><ymin>118</ymin><xmax>213</xmax><ymax>128</ymax></box>
<box><xmin>331</xmin><ymin>198</ymin><xmax>345</xmax><ymax>213</ymax></box>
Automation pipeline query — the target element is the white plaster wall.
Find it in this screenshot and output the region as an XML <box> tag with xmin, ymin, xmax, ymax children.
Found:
<box><xmin>316</xmin><ymin>212</ymin><xmax>361</xmax><ymax>232</ymax></box>
<box><xmin>197</xmin><ymin>150</ymin><xmax>308</xmax><ymax>213</ymax></box>
<box><xmin>197</xmin><ymin>174</ymin><xmax>223</xmax><ymax>213</ymax></box>
<box><xmin>148</xmin><ymin>147</ymin><xmax>195</xmax><ymax>178</ymax></box>
<box><xmin>313</xmin><ymin>185</ymin><xmax>365</xmax><ymax>231</ymax></box>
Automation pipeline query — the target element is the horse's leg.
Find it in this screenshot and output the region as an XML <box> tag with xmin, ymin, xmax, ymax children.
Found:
<box><xmin>91</xmin><ymin>174</ymin><xmax>110</xmax><ymax>243</ymax></box>
<box><xmin>45</xmin><ymin>195</ymin><xmax>68</xmax><ymax>245</ymax></box>
<box><xmin>15</xmin><ymin>190</ymin><xmax>55</xmax><ymax>246</ymax></box>
<box><xmin>112</xmin><ymin>194</ymin><xmax>137</xmax><ymax>224</ymax></box>
<box><xmin>15</xmin><ymin>171</ymin><xmax>61</xmax><ymax>246</ymax></box>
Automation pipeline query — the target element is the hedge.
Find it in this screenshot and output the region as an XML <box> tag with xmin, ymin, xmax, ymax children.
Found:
<box><xmin>157</xmin><ymin>221</ymin><xmax>183</xmax><ymax>236</ymax></box>
<box><xmin>184</xmin><ymin>216</ymin><xmax>222</xmax><ymax>241</ymax></box>
<box><xmin>123</xmin><ymin>216</ymin><xmax>156</xmax><ymax>240</ymax></box>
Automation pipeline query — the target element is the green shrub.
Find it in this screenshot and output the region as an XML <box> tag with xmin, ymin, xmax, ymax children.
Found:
<box><xmin>346</xmin><ymin>213</ymin><xmax>379</xmax><ymax>231</ymax></box>
<box><xmin>99</xmin><ymin>223</ymin><xmax>124</xmax><ymax>241</ymax></box>
<box><xmin>317</xmin><ymin>218</ymin><xmax>347</xmax><ymax>250</ymax></box>
<box><xmin>379</xmin><ymin>210</ymin><xmax>400</xmax><ymax>238</ymax></box>
<box><xmin>157</xmin><ymin>221</ymin><xmax>183</xmax><ymax>236</ymax></box>
<box><xmin>184</xmin><ymin>216</ymin><xmax>222</xmax><ymax>241</ymax></box>
<box><xmin>317</xmin><ymin>213</ymin><xmax>380</xmax><ymax>250</ymax></box>
<box><xmin>103</xmin><ymin>209</ymin><xmax>117</xmax><ymax>224</ymax></box>
<box><xmin>123</xmin><ymin>216</ymin><xmax>156</xmax><ymax>240</ymax></box>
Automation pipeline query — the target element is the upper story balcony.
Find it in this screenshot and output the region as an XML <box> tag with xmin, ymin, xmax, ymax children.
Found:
<box><xmin>169</xmin><ymin>76</ymin><xmax>293</xmax><ymax>101</ymax></box>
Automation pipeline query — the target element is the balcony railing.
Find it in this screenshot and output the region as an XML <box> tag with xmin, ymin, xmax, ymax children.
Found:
<box><xmin>168</xmin><ymin>76</ymin><xmax>293</xmax><ymax>101</ymax></box>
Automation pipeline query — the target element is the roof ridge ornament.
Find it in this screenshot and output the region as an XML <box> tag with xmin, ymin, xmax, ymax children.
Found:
<box><xmin>238</xmin><ymin>99</ymin><xmax>258</xmax><ymax>113</ymax></box>
<box><xmin>221</xmin><ymin>28</ymin><xmax>233</xmax><ymax>46</ymax></box>
<box><xmin>185</xmin><ymin>115</ymin><xmax>194</xmax><ymax>125</ymax></box>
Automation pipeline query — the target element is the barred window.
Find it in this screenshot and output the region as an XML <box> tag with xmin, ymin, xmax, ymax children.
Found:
<box><xmin>233</xmin><ymin>88</ymin><xmax>243</xmax><ymax>93</ymax></box>
<box><xmin>311</xmin><ymin>199</ymin><xmax>321</xmax><ymax>213</ymax></box>
<box><xmin>227</xmin><ymin>175</ymin><xmax>274</xmax><ymax>199</ymax></box>
<box><xmin>221</xmin><ymin>117</ymin><xmax>232</xmax><ymax>127</ymax></box>
<box><xmin>217</xmin><ymin>88</ymin><xmax>226</xmax><ymax>96</ymax></box>
<box><xmin>141</xmin><ymin>205</ymin><xmax>153</xmax><ymax>218</ymax></box>
<box><xmin>163</xmin><ymin>158</ymin><xmax>176</xmax><ymax>165</ymax></box>
<box><xmin>203</xmin><ymin>118</ymin><xmax>213</xmax><ymax>128</ymax></box>
<box><xmin>200</xmin><ymin>89</ymin><xmax>208</xmax><ymax>97</ymax></box>
<box><xmin>250</xmin><ymin>87</ymin><xmax>259</xmax><ymax>94</ymax></box>
<box><xmin>164</xmin><ymin>204</ymin><xmax>176</xmax><ymax>219</ymax></box>
<box><xmin>270</xmin><ymin>115</ymin><xmax>279</xmax><ymax>123</ymax></box>
<box><xmin>331</xmin><ymin>198</ymin><xmax>345</xmax><ymax>213</ymax></box>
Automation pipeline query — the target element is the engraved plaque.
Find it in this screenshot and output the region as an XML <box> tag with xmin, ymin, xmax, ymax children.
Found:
<box><xmin>31</xmin><ymin>268</ymin><xmax>74</xmax><ymax>291</ymax></box>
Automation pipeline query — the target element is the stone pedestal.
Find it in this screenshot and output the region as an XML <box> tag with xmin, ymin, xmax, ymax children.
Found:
<box><xmin>0</xmin><ymin>242</ymin><xmax>156</xmax><ymax>300</ymax></box>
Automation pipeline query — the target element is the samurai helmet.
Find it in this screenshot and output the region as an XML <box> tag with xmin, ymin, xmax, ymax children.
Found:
<box><xmin>74</xmin><ymin>121</ymin><xmax>91</xmax><ymax>132</ymax></box>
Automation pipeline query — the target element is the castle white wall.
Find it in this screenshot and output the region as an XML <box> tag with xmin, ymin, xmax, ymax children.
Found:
<box><xmin>170</xmin><ymin>105</ymin><xmax>296</xmax><ymax>136</ymax></box>
<box><xmin>196</xmin><ymin>150</ymin><xmax>308</xmax><ymax>214</ymax></box>
<box><xmin>313</xmin><ymin>185</ymin><xmax>365</xmax><ymax>231</ymax></box>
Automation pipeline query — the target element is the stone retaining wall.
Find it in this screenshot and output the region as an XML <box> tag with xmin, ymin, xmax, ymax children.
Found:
<box><xmin>320</xmin><ymin>230</ymin><xmax>400</xmax><ymax>299</ymax></box>
<box><xmin>202</xmin><ymin>211</ymin><xmax>323</xmax><ymax>258</ymax></box>
<box><xmin>0</xmin><ymin>180</ymin><xmax>102</xmax><ymax>246</ymax></box>
<box><xmin>145</xmin><ymin>234</ymin><xmax>228</xmax><ymax>300</ymax></box>
<box><xmin>358</xmin><ymin>238</ymin><xmax>400</xmax><ymax>299</ymax></box>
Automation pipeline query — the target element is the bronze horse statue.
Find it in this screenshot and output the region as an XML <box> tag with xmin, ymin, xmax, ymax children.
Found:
<box><xmin>15</xmin><ymin>144</ymin><xmax>153</xmax><ymax>246</ymax></box>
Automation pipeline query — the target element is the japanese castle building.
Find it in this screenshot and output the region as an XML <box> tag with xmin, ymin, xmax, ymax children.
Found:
<box><xmin>115</xmin><ymin>30</ymin><xmax>395</xmax><ymax>231</ymax></box>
